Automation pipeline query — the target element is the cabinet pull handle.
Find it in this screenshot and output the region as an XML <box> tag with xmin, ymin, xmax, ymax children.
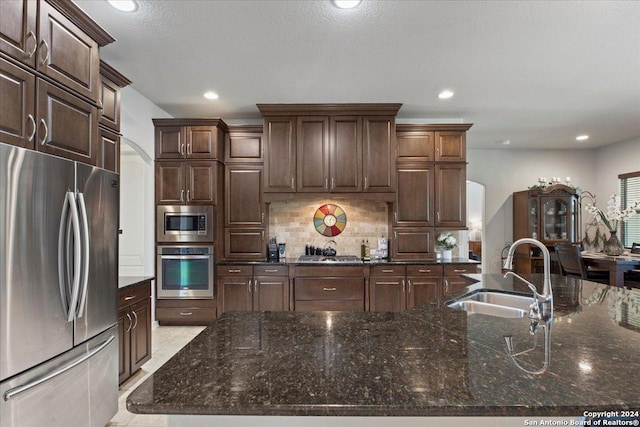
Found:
<box><xmin>325</xmin><ymin>178</ymin><xmax>328</xmax><ymax>189</ymax></box>
<box><xmin>25</xmin><ymin>31</ymin><xmax>37</xmax><ymax>58</ymax></box>
<box><xmin>444</xmin><ymin>279</ymin><xmax>449</xmax><ymax>294</ymax></box>
<box><xmin>179</xmin><ymin>312</ymin><xmax>193</xmax><ymax>316</ymax></box>
<box><xmin>394</xmin><ymin>212</ymin><xmax>397</xmax><ymax>223</ymax></box>
<box><xmin>262</xmin><ymin>231</ymin><xmax>265</xmax><ymax>240</ymax></box>
<box><xmin>96</xmin><ymin>100</ymin><xmax>103</xmax><ymax>111</ymax></box>
<box><xmin>437</xmin><ymin>212</ymin><xmax>440</xmax><ymax>222</ymax></box>
<box><xmin>419</xmin><ymin>269</ymin><xmax>431</xmax><ymax>273</ymax></box>
<box><xmin>331</xmin><ymin>177</ymin><xmax>335</xmax><ymax>189</ymax></box>
<box><xmin>407</xmin><ymin>279</ymin><xmax>412</xmax><ymax>293</ymax></box>
<box><xmin>188</xmin><ymin>142</ymin><xmax>192</xmax><ymax>156</ymax></box>
<box><xmin>394</xmin><ymin>231</ymin><xmax>397</xmax><ymax>241</ymax></box>
<box><xmin>402</xmin><ymin>279</ymin><xmax>406</xmax><ymax>292</ymax></box>
<box><xmin>261</xmin><ymin>212</ymin><xmax>265</xmax><ymax>223</ymax></box>
<box><xmin>381</xmin><ymin>269</ymin><xmax>394</xmax><ymax>273</ymax></box>
<box><xmin>180</xmin><ymin>189</ymin><xmax>185</xmax><ymax>203</ymax></box>
<box><xmin>323</xmin><ymin>287</ymin><xmax>337</xmax><ymax>292</ymax></box>
<box><xmin>364</xmin><ymin>176</ymin><xmax>368</xmax><ymax>189</ymax></box>
<box><xmin>124</xmin><ymin>295</ymin><xmax>136</xmax><ymax>301</ymax></box>
<box><xmin>376</xmin><ymin>282</ymin><xmax>400</xmax><ymax>285</ymax></box>
<box><xmin>248</xmin><ymin>280</ymin><xmax>253</xmax><ymax>293</ymax></box>
<box><xmin>186</xmin><ymin>189</ymin><xmax>191</xmax><ymax>203</ymax></box>
<box><xmin>265</xmin><ymin>269</ymin><xmax>278</xmax><ymax>273</ymax></box>
<box><xmin>38</xmin><ymin>40</ymin><xmax>49</xmax><ymax>66</ymax></box>
<box><xmin>291</xmin><ymin>177</ymin><xmax>295</xmax><ymax>190</ymax></box>
<box><xmin>454</xmin><ymin>269</ymin><xmax>466</xmax><ymax>273</ymax></box>
<box><xmin>27</xmin><ymin>114</ymin><xmax>36</xmax><ymax>142</ymax></box>
<box><xmin>228</xmin><ymin>269</ymin><xmax>242</xmax><ymax>273</ymax></box>
<box><xmin>436</xmin><ymin>147</ymin><xmax>440</xmax><ymax>157</ymax></box>
<box><xmin>180</xmin><ymin>143</ymin><xmax>185</xmax><ymax>156</ymax></box>
<box><xmin>125</xmin><ymin>313</ymin><xmax>133</xmax><ymax>332</ymax></box>
<box><xmin>131</xmin><ymin>309</ymin><xmax>139</xmax><ymax>330</ymax></box>
<box><xmin>39</xmin><ymin>119</ymin><xmax>48</xmax><ymax>145</ymax></box>
<box><xmin>254</xmin><ymin>281</ymin><xmax>257</xmax><ymax>292</ymax></box>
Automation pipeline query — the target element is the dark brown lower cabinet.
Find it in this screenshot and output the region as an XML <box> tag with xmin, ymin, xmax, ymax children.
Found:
<box><xmin>216</xmin><ymin>265</ymin><xmax>289</xmax><ymax>316</ymax></box>
<box><xmin>156</xmin><ymin>299</ymin><xmax>217</xmax><ymax>325</ymax></box>
<box><xmin>406</xmin><ymin>265</ymin><xmax>443</xmax><ymax>309</ymax></box>
<box><xmin>294</xmin><ymin>266</ymin><xmax>366</xmax><ymax>311</ymax></box>
<box><xmin>118</xmin><ymin>280</ymin><xmax>152</xmax><ymax>385</ymax></box>
<box><xmin>443</xmin><ymin>264</ymin><xmax>479</xmax><ymax>295</ymax></box>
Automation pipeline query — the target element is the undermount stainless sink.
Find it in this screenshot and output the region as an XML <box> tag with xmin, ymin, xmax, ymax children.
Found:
<box><xmin>446</xmin><ymin>290</ymin><xmax>534</xmax><ymax>318</ymax></box>
<box><xmin>296</xmin><ymin>255</ymin><xmax>362</xmax><ymax>264</ymax></box>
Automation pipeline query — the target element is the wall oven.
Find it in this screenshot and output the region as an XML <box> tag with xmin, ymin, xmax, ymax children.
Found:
<box><xmin>157</xmin><ymin>205</ymin><xmax>213</xmax><ymax>243</ymax></box>
<box><xmin>157</xmin><ymin>246</ymin><xmax>214</xmax><ymax>299</ymax></box>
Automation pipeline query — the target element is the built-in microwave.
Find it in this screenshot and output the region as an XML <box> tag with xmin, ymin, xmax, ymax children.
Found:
<box><xmin>156</xmin><ymin>205</ymin><xmax>213</xmax><ymax>243</ymax></box>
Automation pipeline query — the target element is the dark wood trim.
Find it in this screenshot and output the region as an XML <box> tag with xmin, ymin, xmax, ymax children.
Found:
<box><xmin>619</xmin><ymin>170</ymin><xmax>640</xmax><ymax>179</ymax></box>
<box><xmin>45</xmin><ymin>0</ymin><xmax>115</xmax><ymax>46</ymax></box>
<box><xmin>152</xmin><ymin>118</ymin><xmax>229</xmax><ymax>132</ymax></box>
<box><xmin>100</xmin><ymin>60</ymin><xmax>132</xmax><ymax>88</ymax></box>
<box><xmin>263</xmin><ymin>191</ymin><xmax>395</xmax><ymax>203</ymax></box>
<box><xmin>228</xmin><ymin>124</ymin><xmax>264</xmax><ymax>133</ymax></box>
<box><xmin>257</xmin><ymin>103</ymin><xmax>402</xmax><ymax>116</ymax></box>
<box><xmin>396</xmin><ymin>123</ymin><xmax>474</xmax><ymax>132</ymax></box>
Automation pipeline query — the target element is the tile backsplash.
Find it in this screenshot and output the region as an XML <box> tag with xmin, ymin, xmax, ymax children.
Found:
<box><xmin>269</xmin><ymin>198</ymin><xmax>389</xmax><ymax>258</ymax></box>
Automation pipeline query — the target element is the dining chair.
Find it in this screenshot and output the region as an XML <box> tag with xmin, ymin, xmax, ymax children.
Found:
<box><xmin>554</xmin><ymin>242</ymin><xmax>609</xmax><ymax>283</ymax></box>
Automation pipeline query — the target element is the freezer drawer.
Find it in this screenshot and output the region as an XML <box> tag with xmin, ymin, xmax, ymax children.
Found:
<box><xmin>0</xmin><ymin>326</ymin><xmax>118</xmax><ymax>427</ymax></box>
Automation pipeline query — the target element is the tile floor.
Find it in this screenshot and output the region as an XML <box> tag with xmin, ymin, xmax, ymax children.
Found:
<box><xmin>107</xmin><ymin>325</ymin><xmax>205</xmax><ymax>427</ymax></box>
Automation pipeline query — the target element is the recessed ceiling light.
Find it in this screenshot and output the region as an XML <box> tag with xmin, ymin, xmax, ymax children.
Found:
<box><xmin>438</xmin><ymin>90</ymin><xmax>454</xmax><ymax>99</ymax></box>
<box><xmin>331</xmin><ymin>0</ymin><xmax>362</xmax><ymax>9</ymax></box>
<box><xmin>107</xmin><ymin>0</ymin><xmax>137</xmax><ymax>12</ymax></box>
<box><xmin>576</xmin><ymin>135</ymin><xmax>589</xmax><ymax>141</ymax></box>
<box><xmin>203</xmin><ymin>91</ymin><xmax>219</xmax><ymax>100</ymax></box>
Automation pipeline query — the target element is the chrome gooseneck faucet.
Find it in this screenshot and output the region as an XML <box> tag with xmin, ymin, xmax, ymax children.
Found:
<box><xmin>502</xmin><ymin>238</ymin><xmax>553</xmax><ymax>319</ymax></box>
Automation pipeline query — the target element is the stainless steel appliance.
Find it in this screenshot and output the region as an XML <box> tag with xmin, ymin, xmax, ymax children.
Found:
<box><xmin>0</xmin><ymin>143</ymin><xmax>119</xmax><ymax>427</ymax></box>
<box><xmin>157</xmin><ymin>205</ymin><xmax>213</xmax><ymax>242</ymax></box>
<box><xmin>157</xmin><ymin>245</ymin><xmax>214</xmax><ymax>299</ymax></box>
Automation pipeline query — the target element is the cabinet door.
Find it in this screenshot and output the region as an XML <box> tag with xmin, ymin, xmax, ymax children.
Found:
<box><xmin>224</xmin><ymin>228</ymin><xmax>265</xmax><ymax>259</ymax></box>
<box><xmin>37</xmin><ymin>79</ymin><xmax>98</xmax><ymax>165</ymax></box>
<box><xmin>370</xmin><ymin>277</ymin><xmax>405</xmax><ymax>312</ymax></box>
<box><xmin>297</xmin><ymin>116</ymin><xmax>329</xmax><ymax>192</ymax></box>
<box><xmin>225</xmin><ymin>127</ymin><xmax>263</xmax><ymax>163</ymax></box>
<box><xmin>264</xmin><ymin>117</ymin><xmax>296</xmax><ymax>192</ymax></box>
<box><xmin>186</xmin><ymin>161</ymin><xmax>216</xmax><ymax>204</ymax></box>
<box><xmin>155</xmin><ymin>126</ymin><xmax>186</xmax><ymax>159</ymax></box>
<box><xmin>362</xmin><ymin>116</ymin><xmax>395</xmax><ymax>192</ymax></box>
<box><xmin>99</xmin><ymin>75</ymin><xmax>121</xmax><ymax>131</ymax></box>
<box><xmin>130</xmin><ymin>299</ymin><xmax>152</xmax><ymax>373</ymax></box>
<box><xmin>0</xmin><ymin>57</ymin><xmax>35</xmax><ymax>148</ymax></box>
<box><xmin>330</xmin><ymin>116</ymin><xmax>362</xmax><ymax>192</ymax></box>
<box><xmin>186</xmin><ymin>125</ymin><xmax>218</xmax><ymax>159</ymax></box>
<box><xmin>254</xmin><ymin>276</ymin><xmax>289</xmax><ymax>311</ymax></box>
<box><xmin>117</xmin><ymin>307</ymin><xmax>131</xmax><ymax>384</ymax></box>
<box><xmin>397</xmin><ymin>130</ymin><xmax>435</xmax><ymax>161</ymax></box>
<box><xmin>98</xmin><ymin>126</ymin><xmax>119</xmax><ymax>173</ymax></box>
<box><xmin>217</xmin><ymin>277</ymin><xmax>252</xmax><ymax>314</ymax></box>
<box><xmin>0</xmin><ymin>0</ymin><xmax>37</xmax><ymax>67</ymax></box>
<box><xmin>406</xmin><ymin>277</ymin><xmax>441</xmax><ymax>308</ymax></box>
<box><xmin>435</xmin><ymin>163</ymin><xmax>466</xmax><ymax>228</ymax></box>
<box><xmin>395</xmin><ymin>162</ymin><xmax>434</xmax><ymax>226</ymax></box>
<box><xmin>391</xmin><ymin>227</ymin><xmax>434</xmax><ymax>259</ymax></box>
<box><xmin>226</xmin><ymin>165</ymin><xmax>264</xmax><ymax>226</ymax></box>
<box><xmin>38</xmin><ymin>1</ymin><xmax>100</xmax><ymax>102</ymax></box>
<box><xmin>435</xmin><ymin>131</ymin><xmax>466</xmax><ymax>161</ymax></box>
<box><xmin>156</xmin><ymin>161</ymin><xmax>185</xmax><ymax>204</ymax></box>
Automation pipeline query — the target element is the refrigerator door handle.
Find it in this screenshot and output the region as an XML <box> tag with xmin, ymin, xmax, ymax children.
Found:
<box><xmin>57</xmin><ymin>192</ymin><xmax>72</xmax><ymax>316</ymax></box>
<box><xmin>2</xmin><ymin>335</ymin><xmax>116</xmax><ymax>402</ymax></box>
<box><xmin>66</xmin><ymin>191</ymin><xmax>82</xmax><ymax>322</ymax></box>
<box><xmin>75</xmin><ymin>192</ymin><xmax>90</xmax><ymax>318</ymax></box>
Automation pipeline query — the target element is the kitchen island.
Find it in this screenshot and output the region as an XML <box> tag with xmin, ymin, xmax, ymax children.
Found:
<box><xmin>127</xmin><ymin>274</ymin><xmax>640</xmax><ymax>420</ymax></box>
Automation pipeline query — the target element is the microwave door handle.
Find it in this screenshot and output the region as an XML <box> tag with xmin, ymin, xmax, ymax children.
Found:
<box><xmin>75</xmin><ymin>193</ymin><xmax>90</xmax><ymax>318</ymax></box>
<box><xmin>58</xmin><ymin>191</ymin><xmax>72</xmax><ymax>317</ymax></box>
<box><xmin>66</xmin><ymin>192</ymin><xmax>82</xmax><ymax>322</ymax></box>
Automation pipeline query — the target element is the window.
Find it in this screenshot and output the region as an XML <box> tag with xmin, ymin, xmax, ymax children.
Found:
<box><xmin>619</xmin><ymin>171</ymin><xmax>640</xmax><ymax>247</ymax></box>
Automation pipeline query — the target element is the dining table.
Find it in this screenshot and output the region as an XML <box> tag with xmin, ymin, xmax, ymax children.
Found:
<box><xmin>581</xmin><ymin>251</ymin><xmax>640</xmax><ymax>287</ymax></box>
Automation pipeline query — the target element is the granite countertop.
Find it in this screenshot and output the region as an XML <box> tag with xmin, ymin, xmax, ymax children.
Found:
<box><xmin>118</xmin><ymin>276</ymin><xmax>155</xmax><ymax>290</ymax></box>
<box><xmin>218</xmin><ymin>257</ymin><xmax>480</xmax><ymax>266</ymax></box>
<box><xmin>127</xmin><ymin>274</ymin><xmax>640</xmax><ymax>416</ymax></box>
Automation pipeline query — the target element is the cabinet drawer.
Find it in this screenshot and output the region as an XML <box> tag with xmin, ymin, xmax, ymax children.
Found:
<box><xmin>156</xmin><ymin>307</ymin><xmax>216</xmax><ymax>323</ymax></box>
<box><xmin>407</xmin><ymin>265</ymin><xmax>443</xmax><ymax>277</ymax></box>
<box><xmin>295</xmin><ymin>278</ymin><xmax>364</xmax><ymax>300</ymax></box>
<box><xmin>118</xmin><ymin>282</ymin><xmax>151</xmax><ymax>308</ymax></box>
<box><xmin>370</xmin><ymin>265</ymin><xmax>406</xmax><ymax>275</ymax></box>
<box><xmin>254</xmin><ymin>265</ymin><xmax>288</xmax><ymax>276</ymax></box>
<box><xmin>444</xmin><ymin>264</ymin><xmax>479</xmax><ymax>276</ymax></box>
<box><xmin>295</xmin><ymin>300</ymin><xmax>364</xmax><ymax>312</ymax></box>
<box><xmin>217</xmin><ymin>265</ymin><xmax>253</xmax><ymax>276</ymax></box>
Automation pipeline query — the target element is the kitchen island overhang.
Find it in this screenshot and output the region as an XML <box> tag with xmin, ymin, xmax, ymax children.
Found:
<box><xmin>127</xmin><ymin>274</ymin><xmax>640</xmax><ymax>417</ymax></box>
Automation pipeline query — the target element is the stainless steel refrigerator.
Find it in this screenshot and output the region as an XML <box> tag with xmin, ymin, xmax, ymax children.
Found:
<box><xmin>0</xmin><ymin>142</ymin><xmax>119</xmax><ymax>427</ymax></box>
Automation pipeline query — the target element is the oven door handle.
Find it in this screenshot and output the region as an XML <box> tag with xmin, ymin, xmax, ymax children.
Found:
<box><xmin>160</xmin><ymin>255</ymin><xmax>211</xmax><ymax>260</ymax></box>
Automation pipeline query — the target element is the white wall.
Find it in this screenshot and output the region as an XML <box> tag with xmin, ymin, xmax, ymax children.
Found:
<box><xmin>467</xmin><ymin>138</ymin><xmax>640</xmax><ymax>273</ymax></box>
<box><xmin>118</xmin><ymin>87</ymin><xmax>172</xmax><ymax>278</ymax></box>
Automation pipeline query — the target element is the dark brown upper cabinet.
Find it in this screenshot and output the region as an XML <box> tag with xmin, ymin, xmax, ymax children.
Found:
<box><xmin>154</xmin><ymin>119</ymin><xmax>227</xmax><ymax>160</ymax></box>
<box><xmin>225</xmin><ymin>125</ymin><xmax>264</xmax><ymax>163</ymax></box>
<box><xmin>263</xmin><ymin>116</ymin><xmax>296</xmax><ymax>192</ymax></box>
<box><xmin>435</xmin><ymin>131</ymin><xmax>466</xmax><ymax>162</ymax></box>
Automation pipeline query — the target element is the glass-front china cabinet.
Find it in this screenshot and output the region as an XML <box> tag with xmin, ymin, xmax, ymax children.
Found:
<box><xmin>512</xmin><ymin>184</ymin><xmax>580</xmax><ymax>274</ymax></box>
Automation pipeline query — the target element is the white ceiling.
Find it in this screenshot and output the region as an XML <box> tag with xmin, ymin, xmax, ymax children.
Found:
<box><xmin>75</xmin><ymin>0</ymin><xmax>640</xmax><ymax>150</ymax></box>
